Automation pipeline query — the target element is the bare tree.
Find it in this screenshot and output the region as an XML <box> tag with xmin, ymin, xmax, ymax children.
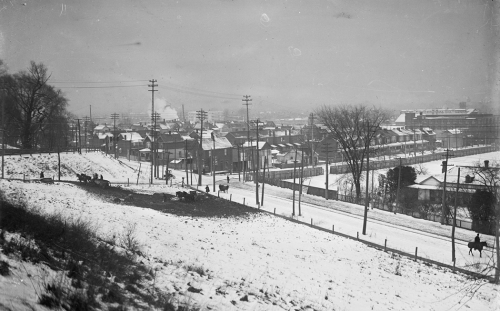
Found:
<box><xmin>316</xmin><ymin>104</ymin><xmax>390</xmax><ymax>200</ymax></box>
<box><xmin>1</xmin><ymin>61</ymin><xmax>68</xmax><ymax>149</ymax></box>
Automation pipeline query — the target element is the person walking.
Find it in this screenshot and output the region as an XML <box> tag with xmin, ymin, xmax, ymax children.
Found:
<box><xmin>227</xmin><ymin>175</ymin><xmax>230</xmax><ymax>183</ymax></box>
<box><xmin>205</xmin><ymin>185</ymin><xmax>210</xmax><ymax>193</ymax></box>
<box><xmin>40</xmin><ymin>171</ymin><xmax>44</xmax><ymax>179</ymax></box>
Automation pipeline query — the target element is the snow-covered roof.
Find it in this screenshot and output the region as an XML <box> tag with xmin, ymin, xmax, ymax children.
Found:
<box><xmin>120</xmin><ymin>132</ymin><xmax>143</xmax><ymax>142</ymax></box>
<box><xmin>200</xmin><ymin>137</ymin><xmax>233</xmax><ymax>150</ymax></box>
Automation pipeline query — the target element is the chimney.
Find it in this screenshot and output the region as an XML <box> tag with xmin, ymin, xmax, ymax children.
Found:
<box><xmin>484</xmin><ymin>160</ymin><xmax>489</xmax><ymax>168</ymax></box>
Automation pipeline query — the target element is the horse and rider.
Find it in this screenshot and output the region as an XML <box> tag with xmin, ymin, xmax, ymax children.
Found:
<box><xmin>468</xmin><ymin>233</ymin><xmax>488</xmax><ymax>258</ymax></box>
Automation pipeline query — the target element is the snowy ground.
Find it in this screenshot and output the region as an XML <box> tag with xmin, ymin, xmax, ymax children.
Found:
<box><xmin>0</xmin><ymin>151</ymin><xmax>499</xmax><ymax>310</ymax></box>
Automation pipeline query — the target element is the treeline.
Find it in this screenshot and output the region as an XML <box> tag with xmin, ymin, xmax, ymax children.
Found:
<box><xmin>0</xmin><ymin>60</ymin><xmax>74</xmax><ymax>150</ymax></box>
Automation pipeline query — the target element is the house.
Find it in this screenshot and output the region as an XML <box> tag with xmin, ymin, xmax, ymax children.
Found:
<box><xmin>89</xmin><ymin>133</ymin><xmax>113</xmax><ymax>152</ymax></box>
<box><xmin>193</xmin><ymin>136</ymin><xmax>235</xmax><ymax>173</ymax></box>
<box><xmin>241</xmin><ymin>141</ymin><xmax>273</xmax><ymax>170</ymax></box>
<box><xmin>406</xmin><ymin>165</ymin><xmax>493</xmax><ymax>233</ymax></box>
<box><xmin>93</xmin><ymin>124</ymin><xmax>111</xmax><ymax>135</ymax></box>
<box><xmin>435</xmin><ymin>129</ymin><xmax>465</xmax><ymax>149</ymax></box>
<box><xmin>116</xmin><ymin>132</ymin><xmax>144</xmax><ymax>160</ymax></box>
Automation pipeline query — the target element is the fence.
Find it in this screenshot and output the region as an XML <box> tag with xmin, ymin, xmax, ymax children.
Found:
<box><xmin>245</xmin><ymin>167</ymin><xmax>324</xmax><ymax>181</ymax></box>
<box><xmin>329</xmin><ymin>145</ymin><xmax>497</xmax><ymax>174</ymax></box>
<box><xmin>336</xmin><ymin>193</ymin><xmax>477</xmax><ymax>231</ymax></box>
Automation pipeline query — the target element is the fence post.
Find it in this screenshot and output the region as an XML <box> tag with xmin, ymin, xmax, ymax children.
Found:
<box><xmin>243</xmin><ymin>198</ymin><xmax>245</xmax><ymax>205</ymax></box>
<box><xmin>274</xmin><ymin>208</ymin><xmax>276</xmax><ymax>214</ymax></box>
<box><xmin>218</xmin><ymin>191</ymin><xmax>220</xmax><ymax>198</ymax></box>
<box><xmin>384</xmin><ymin>239</ymin><xmax>387</xmax><ymax>252</ymax></box>
<box><xmin>357</xmin><ymin>232</ymin><xmax>359</xmax><ymax>240</ymax></box>
<box><xmin>230</xmin><ymin>194</ymin><xmax>232</xmax><ymax>202</ymax></box>
<box><xmin>23</xmin><ymin>174</ymin><xmax>25</xmax><ymax>182</ymax></box>
<box><xmin>332</xmin><ymin>224</ymin><xmax>334</xmax><ymax>232</ymax></box>
<box><xmin>311</xmin><ymin>218</ymin><xmax>313</xmax><ymax>226</ymax></box>
<box><xmin>128</xmin><ymin>178</ymin><xmax>129</xmax><ymax>186</ymax></box>
<box><xmin>414</xmin><ymin>247</ymin><xmax>418</xmax><ymax>261</ymax></box>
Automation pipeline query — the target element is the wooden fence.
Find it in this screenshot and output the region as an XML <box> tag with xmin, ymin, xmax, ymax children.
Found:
<box><xmin>329</xmin><ymin>146</ymin><xmax>497</xmax><ymax>174</ymax></box>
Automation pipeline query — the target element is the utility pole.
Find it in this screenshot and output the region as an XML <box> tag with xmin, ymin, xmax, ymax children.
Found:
<box><xmin>83</xmin><ymin>116</ymin><xmax>91</xmax><ymax>153</ymax></box>
<box><xmin>152</xmin><ymin>112</ymin><xmax>161</xmax><ymax>178</ymax></box>
<box><xmin>252</xmin><ymin>118</ymin><xmax>262</xmax><ymax>206</ymax></box>
<box><xmin>452</xmin><ymin>167</ymin><xmax>460</xmax><ymax>265</ymax></box>
<box><xmin>148</xmin><ymin>79</ymin><xmax>158</xmax><ymax>184</ymax></box>
<box><xmin>298</xmin><ymin>146</ymin><xmax>308</xmax><ymax>216</ymax></box>
<box><xmin>212</xmin><ymin>132</ymin><xmax>216</xmax><ymax>192</ymax></box>
<box><xmin>196</xmin><ymin>109</ymin><xmax>207</xmax><ymax>186</ymax></box>
<box><xmin>308</xmin><ymin>113</ymin><xmax>316</xmax><ymax>165</ymax></box>
<box><xmin>185</xmin><ymin>139</ymin><xmax>189</xmax><ymax>185</ymax></box>
<box><xmin>1</xmin><ymin>93</ymin><xmax>4</xmax><ymax>179</ymax></box>
<box><xmin>362</xmin><ymin>121</ymin><xmax>371</xmax><ymax>235</ymax></box>
<box><xmin>110</xmin><ymin>113</ymin><xmax>119</xmax><ymax>159</ymax></box>
<box><xmin>242</xmin><ymin>95</ymin><xmax>252</xmax><ymax>151</ymax></box>
<box><xmin>261</xmin><ymin>156</ymin><xmax>267</xmax><ymax>206</ymax></box>
<box><xmin>321</xmin><ymin>142</ymin><xmax>335</xmax><ymax>200</ymax></box>
<box><xmin>292</xmin><ymin>146</ymin><xmax>298</xmax><ymax>216</ymax></box>
<box><xmin>75</xmin><ymin>118</ymin><xmax>82</xmax><ymax>154</ymax></box>
<box><xmin>441</xmin><ymin>149</ymin><xmax>453</xmax><ymax>224</ymax></box>
<box><xmin>396</xmin><ymin>157</ymin><xmax>402</xmax><ymax>214</ymax></box>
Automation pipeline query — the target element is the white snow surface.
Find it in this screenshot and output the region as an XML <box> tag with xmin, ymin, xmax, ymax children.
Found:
<box><xmin>0</xmin><ymin>151</ymin><xmax>499</xmax><ymax>310</ymax></box>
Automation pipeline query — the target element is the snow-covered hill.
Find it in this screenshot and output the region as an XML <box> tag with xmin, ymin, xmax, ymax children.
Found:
<box><xmin>0</xmin><ymin>152</ymin><xmax>498</xmax><ymax>310</ymax></box>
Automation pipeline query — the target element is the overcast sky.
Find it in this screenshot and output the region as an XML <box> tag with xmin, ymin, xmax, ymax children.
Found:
<box><xmin>0</xmin><ymin>0</ymin><xmax>497</xmax><ymax>117</ymax></box>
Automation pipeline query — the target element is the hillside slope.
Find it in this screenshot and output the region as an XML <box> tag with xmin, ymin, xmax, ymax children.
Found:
<box><xmin>0</xmin><ymin>153</ymin><xmax>498</xmax><ymax>310</ymax></box>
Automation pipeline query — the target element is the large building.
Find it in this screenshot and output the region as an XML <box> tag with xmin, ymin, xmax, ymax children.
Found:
<box><xmin>395</xmin><ymin>107</ymin><xmax>499</xmax><ymax>147</ymax></box>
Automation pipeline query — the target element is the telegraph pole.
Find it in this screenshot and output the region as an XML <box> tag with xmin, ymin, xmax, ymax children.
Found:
<box><xmin>110</xmin><ymin>113</ymin><xmax>119</xmax><ymax>159</ymax></box>
<box><xmin>452</xmin><ymin>167</ymin><xmax>460</xmax><ymax>265</ymax></box>
<box><xmin>242</xmin><ymin>95</ymin><xmax>252</xmax><ymax>152</ymax></box>
<box><xmin>75</xmin><ymin>118</ymin><xmax>82</xmax><ymax>154</ymax></box>
<box><xmin>396</xmin><ymin>157</ymin><xmax>402</xmax><ymax>214</ymax></box>
<box><xmin>196</xmin><ymin>109</ymin><xmax>207</xmax><ymax>186</ymax></box>
<box><xmin>251</xmin><ymin>119</ymin><xmax>263</xmax><ymax>206</ymax></box>
<box><xmin>212</xmin><ymin>132</ymin><xmax>216</xmax><ymax>192</ymax></box>
<box><xmin>152</xmin><ymin>112</ymin><xmax>161</xmax><ymax>178</ymax></box>
<box><xmin>362</xmin><ymin>121</ymin><xmax>371</xmax><ymax>235</ymax></box>
<box><xmin>185</xmin><ymin>139</ymin><xmax>189</xmax><ymax>185</ymax></box>
<box><xmin>292</xmin><ymin>146</ymin><xmax>298</xmax><ymax>216</ymax></box>
<box><xmin>321</xmin><ymin>142</ymin><xmax>335</xmax><ymax>200</ymax></box>
<box><xmin>1</xmin><ymin>93</ymin><xmax>4</xmax><ymax>179</ymax></box>
<box><xmin>298</xmin><ymin>146</ymin><xmax>309</xmax><ymax>216</ymax></box>
<box><xmin>148</xmin><ymin>79</ymin><xmax>158</xmax><ymax>184</ymax></box>
<box><xmin>441</xmin><ymin>149</ymin><xmax>453</xmax><ymax>224</ymax></box>
<box><xmin>308</xmin><ymin>113</ymin><xmax>316</xmax><ymax>165</ymax></box>
<box><xmin>83</xmin><ymin>116</ymin><xmax>91</xmax><ymax>153</ymax></box>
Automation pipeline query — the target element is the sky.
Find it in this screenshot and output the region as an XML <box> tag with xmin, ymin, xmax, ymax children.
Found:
<box><xmin>0</xmin><ymin>0</ymin><xmax>497</xmax><ymax>118</ymax></box>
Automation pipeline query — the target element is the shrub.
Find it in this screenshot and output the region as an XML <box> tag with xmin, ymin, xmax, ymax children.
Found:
<box><xmin>185</xmin><ymin>264</ymin><xmax>206</xmax><ymax>277</ymax></box>
<box><xmin>0</xmin><ymin>260</ymin><xmax>10</xmax><ymax>276</ymax></box>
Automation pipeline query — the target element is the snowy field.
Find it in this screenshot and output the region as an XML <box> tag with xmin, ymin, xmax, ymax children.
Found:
<box><xmin>0</xmin><ymin>151</ymin><xmax>499</xmax><ymax>310</ymax></box>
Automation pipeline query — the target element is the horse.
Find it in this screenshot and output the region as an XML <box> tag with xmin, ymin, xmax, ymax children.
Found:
<box><xmin>468</xmin><ymin>241</ymin><xmax>487</xmax><ymax>258</ymax></box>
<box><xmin>76</xmin><ymin>173</ymin><xmax>91</xmax><ymax>183</ymax></box>
<box><xmin>219</xmin><ymin>184</ymin><xmax>229</xmax><ymax>193</ymax></box>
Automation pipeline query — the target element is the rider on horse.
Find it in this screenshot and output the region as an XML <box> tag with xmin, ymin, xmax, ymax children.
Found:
<box><xmin>475</xmin><ymin>233</ymin><xmax>480</xmax><ymax>244</ymax></box>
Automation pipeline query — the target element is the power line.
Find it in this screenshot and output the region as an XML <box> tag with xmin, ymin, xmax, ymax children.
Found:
<box><xmin>50</xmin><ymin>80</ymin><xmax>149</xmax><ymax>84</ymax></box>
<box><xmin>56</xmin><ymin>85</ymin><xmax>146</xmax><ymax>89</ymax></box>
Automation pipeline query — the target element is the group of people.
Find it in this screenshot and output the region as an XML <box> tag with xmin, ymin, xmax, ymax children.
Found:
<box><xmin>92</xmin><ymin>173</ymin><xmax>104</xmax><ymax>180</ymax></box>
